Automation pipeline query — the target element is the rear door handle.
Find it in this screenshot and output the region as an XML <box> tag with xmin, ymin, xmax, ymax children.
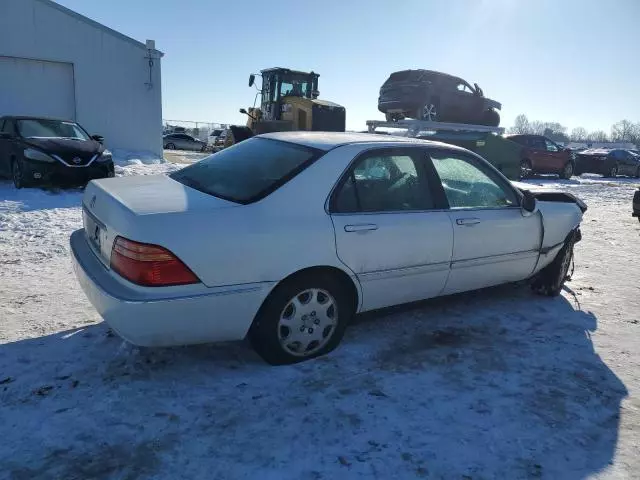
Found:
<box><xmin>456</xmin><ymin>218</ymin><xmax>481</xmax><ymax>226</ymax></box>
<box><xmin>344</xmin><ymin>223</ymin><xmax>378</xmax><ymax>232</ymax></box>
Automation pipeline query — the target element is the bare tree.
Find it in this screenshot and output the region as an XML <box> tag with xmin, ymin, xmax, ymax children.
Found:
<box><xmin>587</xmin><ymin>130</ymin><xmax>609</xmax><ymax>143</ymax></box>
<box><xmin>570</xmin><ymin>127</ymin><xmax>587</xmax><ymax>142</ymax></box>
<box><xmin>611</xmin><ymin>120</ymin><xmax>639</xmax><ymax>143</ymax></box>
<box><xmin>507</xmin><ymin>114</ymin><xmax>531</xmax><ymax>134</ymax></box>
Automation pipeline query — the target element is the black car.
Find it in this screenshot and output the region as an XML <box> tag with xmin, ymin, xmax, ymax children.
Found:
<box><xmin>0</xmin><ymin>116</ymin><xmax>114</xmax><ymax>189</ymax></box>
<box><xmin>633</xmin><ymin>189</ymin><xmax>640</xmax><ymax>222</ymax></box>
<box><xmin>575</xmin><ymin>148</ymin><xmax>640</xmax><ymax>178</ymax></box>
<box><xmin>378</xmin><ymin>70</ymin><xmax>501</xmax><ymax>126</ymax></box>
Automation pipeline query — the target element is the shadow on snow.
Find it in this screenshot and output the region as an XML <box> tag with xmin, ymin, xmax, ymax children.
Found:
<box><xmin>0</xmin><ymin>283</ymin><xmax>627</xmax><ymax>479</ymax></box>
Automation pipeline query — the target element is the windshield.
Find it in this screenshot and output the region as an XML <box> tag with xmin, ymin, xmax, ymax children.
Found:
<box><xmin>170</xmin><ymin>137</ymin><xmax>321</xmax><ymax>204</ymax></box>
<box><xmin>280</xmin><ymin>78</ymin><xmax>311</xmax><ymax>98</ymax></box>
<box><xmin>17</xmin><ymin>119</ymin><xmax>90</xmax><ymax>140</ymax></box>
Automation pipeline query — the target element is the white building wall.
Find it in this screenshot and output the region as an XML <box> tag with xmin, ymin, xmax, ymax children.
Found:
<box><xmin>0</xmin><ymin>0</ymin><xmax>163</xmax><ymax>156</ymax></box>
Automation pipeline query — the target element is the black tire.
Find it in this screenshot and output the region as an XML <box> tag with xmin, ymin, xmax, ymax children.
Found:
<box><xmin>531</xmin><ymin>233</ymin><xmax>576</xmax><ymax>297</ymax></box>
<box><xmin>248</xmin><ymin>272</ymin><xmax>354</xmax><ymax>365</ymax></box>
<box><xmin>11</xmin><ymin>158</ymin><xmax>29</xmax><ymax>189</ymax></box>
<box><xmin>520</xmin><ymin>158</ymin><xmax>533</xmax><ymax>179</ymax></box>
<box><xmin>165</xmin><ymin>143</ymin><xmax>176</xmax><ymax>150</ymax></box>
<box><xmin>482</xmin><ymin>109</ymin><xmax>500</xmax><ymax>127</ymax></box>
<box><xmin>559</xmin><ymin>161</ymin><xmax>574</xmax><ymax>180</ymax></box>
<box><xmin>385</xmin><ymin>113</ymin><xmax>394</xmax><ymax>122</ymax></box>
<box><xmin>606</xmin><ymin>164</ymin><xmax>618</xmax><ymax>178</ymax></box>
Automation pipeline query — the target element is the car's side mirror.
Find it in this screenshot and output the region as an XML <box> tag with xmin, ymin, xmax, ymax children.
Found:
<box><xmin>239</xmin><ymin>108</ymin><xmax>248</xmax><ymax>114</ymax></box>
<box><xmin>521</xmin><ymin>190</ymin><xmax>538</xmax><ymax>216</ymax></box>
<box><xmin>248</xmin><ymin>74</ymin><xmax>255</xmax><ymax>87</ymax></box>
<box><xmin>91</xmin><ymin>134</ymin><xmax>104</xmax><ymax>143</ymax></box>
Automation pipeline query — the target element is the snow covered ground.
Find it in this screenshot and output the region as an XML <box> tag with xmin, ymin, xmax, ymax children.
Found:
<box><xmin>1</xmin><ymin>164</ymin><xmax>639</xmax><ymax>479</ymax></box>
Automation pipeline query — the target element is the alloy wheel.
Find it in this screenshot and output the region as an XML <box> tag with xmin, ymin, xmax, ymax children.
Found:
<box><xmin>277</xmin><ymin>288</ymin><xmax>338</xmax><ymax>357</ymax></box>
<box><xmin>422</xmin><ymin>103</ymin><xmax>437</xmax><ymax>121</ymax></box>
<box><xmin>563</xmin><ymin>162</ymin><xmax>574</xmax><ymax>179</ymax></box>
<box><xmin>609</xmin><ymin>165</ymin><xmax>618</xmax><ymax>177</ymax></box>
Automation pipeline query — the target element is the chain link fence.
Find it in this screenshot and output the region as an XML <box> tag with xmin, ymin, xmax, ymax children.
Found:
<box><xmin>163</xmin><ymin>119</ymin><xmax>230</xmax><ymax>142</ymax></box>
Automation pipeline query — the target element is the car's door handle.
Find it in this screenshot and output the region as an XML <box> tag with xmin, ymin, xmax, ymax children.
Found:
<box><xmin>456</xmin><ymin>218</ymin><xmax>481</xmax><ymax>226</ymax></box>
<box><xmin>344</xmin><ymin>224</ymin><xmax>378</xmax><ymax>232</ymax></box>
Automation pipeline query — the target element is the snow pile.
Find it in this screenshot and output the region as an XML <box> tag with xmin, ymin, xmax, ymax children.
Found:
<box><xmin>111</xmin><ymin>149</ymin><xmax>165</xmax><ymax>167</ymax></box>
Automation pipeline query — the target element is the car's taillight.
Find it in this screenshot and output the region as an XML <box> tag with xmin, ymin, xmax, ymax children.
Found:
<box><xmin>110</xmin><ymin>236</ymin><xmax>199</xmax><ymax>287</ymax></box>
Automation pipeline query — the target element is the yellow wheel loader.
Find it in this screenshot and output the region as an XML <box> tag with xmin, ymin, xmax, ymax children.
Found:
<box><xmin>225</xmin><ymin>68</ymin><xmax>346</xmax><ymax>147</ymax></box>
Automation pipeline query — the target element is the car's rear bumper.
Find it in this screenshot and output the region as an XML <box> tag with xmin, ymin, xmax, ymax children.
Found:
<box><xmin>378</xmin><ymin>99</ymin><xmax>420</xmax><ymax>113</ymax></box>
<box><xmin>70</xmin><ymin>229</ymin><xmax>274</xmax><ymax>347</ymax></box>
<box><xmin>23</xmin><ymin>158</ymin><xmax>114</xmax><ymax>184</ymax></box>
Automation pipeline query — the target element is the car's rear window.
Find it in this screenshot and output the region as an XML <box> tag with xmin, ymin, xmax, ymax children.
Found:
<box><xmin>170</xmin><ymin>137</ymin><xmax>322</xmax><ymax>204</ymax></box>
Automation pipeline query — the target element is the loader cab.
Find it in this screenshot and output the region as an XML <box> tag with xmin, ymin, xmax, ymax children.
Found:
<box><xmin>245</xmin><ymin>67</ymin><xmax>345</xmax><ymax>133</ymax></box>
<box><xmin>257</xmin><ymin>68</ymin><xmax>320</xmax><ymax>122</ymax></box>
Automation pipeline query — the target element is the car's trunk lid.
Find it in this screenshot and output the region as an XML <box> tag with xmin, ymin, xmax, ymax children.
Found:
<box><xmin>82</xmin><ymin>174</ymin><xmax>237</xmax><ymax>265</ymax></box>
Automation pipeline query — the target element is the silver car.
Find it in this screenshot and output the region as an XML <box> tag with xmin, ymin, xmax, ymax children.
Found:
<box><xmin>163</xmin><ymin>133</ymin><xmax>205</xmax><ymax>151</ymax></box>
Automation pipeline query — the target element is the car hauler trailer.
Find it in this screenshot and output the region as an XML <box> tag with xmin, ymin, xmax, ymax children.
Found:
<box><xmin>366</xmin><ymin>119</ymin><xmax>521</xmax><ymax>180</ymax></box>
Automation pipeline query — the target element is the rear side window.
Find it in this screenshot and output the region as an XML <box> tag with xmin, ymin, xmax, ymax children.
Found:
<box><xmin>170</xmin><ymin>137</ymin><xmax>321</xmax><ymax>204</ymax></box>
<box><xmin>333</xmin><ymin>151</ymin><xmax>434</xmax><ymax>213</ymax></box>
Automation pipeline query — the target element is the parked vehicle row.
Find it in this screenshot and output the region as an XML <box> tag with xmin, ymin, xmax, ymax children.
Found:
<box><xmin>71</xmin><ymin>132</ymin><xmax>586</xmax><ymax>365</ymax></box>
<box><xmin>0</xmin><ymin>116</ymin><xmax>114</xmax><ymax>189</ymax></box>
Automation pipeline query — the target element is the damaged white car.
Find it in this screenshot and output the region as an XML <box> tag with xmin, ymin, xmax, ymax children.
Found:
<box><xmin>70</xmin><ymin>132</ymin><xmax>586</xmax><ymax>365</ymax></box>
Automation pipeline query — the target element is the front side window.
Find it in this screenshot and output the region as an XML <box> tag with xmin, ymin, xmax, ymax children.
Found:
<box><xmin>16</xmin><ymin>119</ymin><xmax>89</xmax><ymax>140</ymax></box>
<box><xmin>530</xmin><ymin>137</ymin><xmax>546</xmax><ymax>150</ymax></box>
<box><xmin>545</xmin><ymin>139</ymin><xmax>559</xmax><ymax>152</ymax></box>
<box><xmin>456</xmin><ymin>82</ymin><xmax>474</xmax><ymax>94</ymax></box>
<box><xmin>430</xmin><ymin>151</ymin><xmax>518</xmax><ymax>209</ymax></box>
<box><xmin>333</xmin><ymin>152</ymin><xmax>434</xmax><ymax>213</ymax></box>
<box><xmin>170</xmin><ymin>137</ymin><xmax>320</xmax><ymax>204</ymax></box>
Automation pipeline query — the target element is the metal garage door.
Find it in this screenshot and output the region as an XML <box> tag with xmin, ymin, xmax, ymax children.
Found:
<box><xmin>0</xmin><ymin>56</ymin><xmax>75</xmax><ymax>120</ymax></box>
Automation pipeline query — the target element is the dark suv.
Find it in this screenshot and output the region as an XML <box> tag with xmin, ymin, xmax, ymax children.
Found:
<box><xmin>378</xmin><ymin>70</ymin><xmax>501</xmax><ymax>126</ymax></box>
<box><xmin>505</xmin><ymin>134</ymin><xmax>575</xmax><ymax>179</ymax></box>
<box><xmin>575</xmin><ymin>148</ymin><xmax>640</xmax><ymax>178</ymax></box>
<box><xmin>0</xmin><ymin>116</ymin><xmax>114</xmax><ymax>189</ymax></box>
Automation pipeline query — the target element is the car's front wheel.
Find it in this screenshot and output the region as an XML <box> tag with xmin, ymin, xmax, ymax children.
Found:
<box><xmin>165</xmin><ymin>143</ymin><xmax>176</xmax><ymax>150</ymax></box>
<box><xmin>11</xmin><ymin>158</ymin><xmax>29</xmax><ymax>189</ymax></box>
<box><xmin>249</xmin><ymin>273</ymin><xmax>353</xmax><ymax>365</ymax></box>
<box><xmin>532</xmin><ymin>233</ymin><xmax>576</xmax><ymax>297</ymax></box>
<box><xmin>482</xmin><ymin>109</ymin><xmax>500</xmax><ymax>127</ymax></box>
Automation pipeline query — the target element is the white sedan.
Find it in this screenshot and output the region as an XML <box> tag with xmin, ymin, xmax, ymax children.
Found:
<box><xmin>70</xmin><ymin>132</ymin><xmax>586</xmax><ymax>365</ymax></box>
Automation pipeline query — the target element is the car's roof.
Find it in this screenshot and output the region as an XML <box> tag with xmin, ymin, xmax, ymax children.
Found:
<box><xmin>259</xmin><ymin>131</ymin><xmax>457</xmax><ymax>151</ymax></box>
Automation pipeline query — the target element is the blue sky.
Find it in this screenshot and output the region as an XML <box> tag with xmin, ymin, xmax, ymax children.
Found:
<box><xmin>55</xmin><ymin>0</ymin><xmax>640</xmax><ymax>132</ymax></box>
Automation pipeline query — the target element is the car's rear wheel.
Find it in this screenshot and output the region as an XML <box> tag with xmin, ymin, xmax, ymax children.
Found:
<box><xmin>520</xmin><ymin>159</ymin><xmax>533</xmax><ymax>179</ymax></box>
<box><xmin>249</xmin><ymin>273</ymin><xmax>353</xmax><ymax>365</ymax></box>
<box><xmin>165</xmin><ymin>143</ymin><xmax>176</xmax><ymax>150</ymax></box>
<box><xmin>482</xmin><ymin>109</ymin><xmax>500</xmax><ymax>127</ymax></box>
<box><xmin>420</xmin><ymin>102</ymin><xmax>438</xmax><ymax>122</ymax></box>
<box><xmin>560</xmin><ymin>161</ymin><xmax>574</xmax><ymax>180</ymax></box>
<box><xmin>607</xmin><ymin>164</ymin><xmax>618</xmax><ymax>178</ymax></box>
<box><xmin>531</xmin><ymin>232</ymin><xmax>576</xmax><ymax>297</ymax></box>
